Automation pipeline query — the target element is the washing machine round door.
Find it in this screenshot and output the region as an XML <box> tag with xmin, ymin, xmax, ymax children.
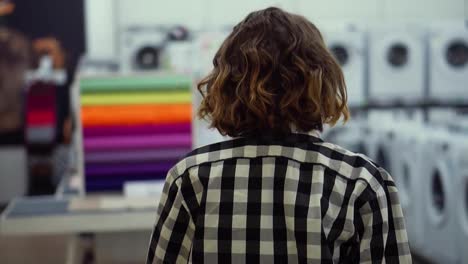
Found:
<box><xmin>427</xmin><ymin>164</ymin><xmax>451</xmax><ymax>225</ymax></box>
<box><xmin>387</xmin><ymin>43</ymin><xmax>409</xmax><ymax>68</ymax></box>
<box><xmin>330</xmin><ymin>44</ymin><xmax>350</xmax><ymax>66</ymax></box>
<box><xmin>445</xmin><ymin>39</ymin><xmax>468</xmax><ymax>69</ymax></box>
<box><xmin>135</xmin><ymin>46</ymin><xmax>161</xmax><ymax>70</ymax></box>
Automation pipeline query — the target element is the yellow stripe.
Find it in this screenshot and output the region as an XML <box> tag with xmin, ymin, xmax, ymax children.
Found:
<box><xmin>81</xmin><ymin>91</ymin><xmax>191</xmax><ymax>106</ymax></box>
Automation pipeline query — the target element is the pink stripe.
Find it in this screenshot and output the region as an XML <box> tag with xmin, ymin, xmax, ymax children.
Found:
<box><xmin>83</xmin><ymin>123</ymin><xmax>191</xmax><ymax>137</ymax></box>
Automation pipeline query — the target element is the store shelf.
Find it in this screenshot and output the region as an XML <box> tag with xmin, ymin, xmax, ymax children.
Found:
<box><xmin>0</xmin><ymin>196</ymin><xmax>158</xmax><ymax>235</ymax></box>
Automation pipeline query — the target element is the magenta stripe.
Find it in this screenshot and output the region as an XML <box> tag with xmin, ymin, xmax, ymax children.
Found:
<box><xmin>83</xmin><ymin>123</ymin><xmax>191</xmax><ymax>137</ymax></box>
<box><xmin>84</xmin><ymin>133</ymin><xmax>192</xmax><ymax>151</ymax></box>
<box><xmin>84</xmin><ymin>148</ymin><xmax>189</xmax><ymax>163</ymax></box>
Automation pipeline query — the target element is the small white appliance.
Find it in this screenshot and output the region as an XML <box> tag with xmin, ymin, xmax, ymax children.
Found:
<box><xmin>428</xmin><ymin>23</ymin><xmax>468</xmax><ymax>102</ymax></box>
<box><xmin>120</xmin><ymin>27</ymin><xmax>167</xmax><ymax>72</ymax></box>
<box><xmin>323</xmin><ymin>28</ymin><xmax>367</xmax><ymax>107</ymax></box>
<box><xmin>369</xmin><ymin>27</ymin><xmax>426</xmax><ymax>103</ymax></box>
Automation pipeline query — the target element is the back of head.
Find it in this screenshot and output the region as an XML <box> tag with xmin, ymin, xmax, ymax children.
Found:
<box><xmin>198</xmin><ymin>7</ymin><xmax>349</xmax><ymax>137</ymax></box>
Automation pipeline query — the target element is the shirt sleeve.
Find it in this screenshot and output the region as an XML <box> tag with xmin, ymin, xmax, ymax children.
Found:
<box><xmin>356</xmin><ymin>176</ymin><xmax>412</xmax><ymax>263</ymax></box>
<box><xmin>147</xmin><ymin>172</ymin><xmax>194</xmax><ymax>264</ymax></box>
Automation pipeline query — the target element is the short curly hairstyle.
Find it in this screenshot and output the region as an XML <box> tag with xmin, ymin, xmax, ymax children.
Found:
<box><xmin>197</xmin><ymin>7</ymin><xmax>349</xmax><ymax>137</ymax></box>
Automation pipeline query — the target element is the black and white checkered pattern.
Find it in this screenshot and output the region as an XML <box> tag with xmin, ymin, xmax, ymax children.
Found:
<box><xmin>147</xmin><ymin>131</ymin><xmax>411</xmax><ymax>263</ymax></box>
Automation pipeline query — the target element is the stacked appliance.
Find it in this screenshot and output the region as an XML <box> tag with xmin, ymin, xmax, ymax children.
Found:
<box><xmin>368</xmin><ymin>26</ymin><xmax>426</xmax><ymax>103</ymax></box>
<box><xmin>120</xmin><ymin>26</ymin><xmax>191</xmax><ymax>73</ymax></box>
<box><xmin>428</xmin><ymin>23</ymin><xmax>468</xmax><ymax>102</ymax></box>
<box><xmin>79</xmin><ymin>74</ymin><xmax>193</xmax><ymax>192</ymax></box>
<box><xmin>324</xmin><ymin>27</ymin><xmax>367</xmax><ymax>107</ymax></box>
<box><xmin>120</xmin><ymin>27</ymin><xmax>167</xmax><ymax>72</ymax></box>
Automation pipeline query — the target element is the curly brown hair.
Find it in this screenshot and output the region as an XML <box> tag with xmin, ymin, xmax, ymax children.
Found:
<box><xmin>197</xmin><ymin>7</ymin><xmax>349</xmax><ymax>137</ymax></box>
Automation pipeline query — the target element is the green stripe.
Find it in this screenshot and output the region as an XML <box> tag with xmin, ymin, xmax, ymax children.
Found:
<box><xmin>80</xmin><ymin>75</ymin><xmax>192</xmax><ymax>93</ymax></box>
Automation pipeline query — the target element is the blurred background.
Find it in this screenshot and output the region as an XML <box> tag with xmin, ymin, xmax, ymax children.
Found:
<box><xmin>0</xmin><ymin>0</ymin><xmax>467</xmax><ymax>263</ymax></box>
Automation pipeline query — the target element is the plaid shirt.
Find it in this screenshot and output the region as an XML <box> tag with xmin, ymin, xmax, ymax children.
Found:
<box><xmin>147</xmin><ymin>131</ymin><xmax>412</xmax><ymax>263</ymax></box>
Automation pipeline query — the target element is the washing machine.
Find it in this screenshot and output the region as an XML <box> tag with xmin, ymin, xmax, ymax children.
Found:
<box><xmin>445</xmin><ymin>131</ymin><xmax>468</xmax><ymax>264</ymax></box>
<box><xmin>369</xmin><ymin>27</ymin><xmax>426</xmax><ymax>103</ymax></box>
<box><xmin>391</xmin><ymin>121</ymin><xmax>429</xmax><ymax>253</ymax></box>
<box><xmin>322</xmin><ymin>120</ymin><xmax>368</xmax><ymax>154</ymax></box>
<box><xmin>323</xmin><ymin>29</ymin><xmax>366</xmax><ymax>107</ymax></box>
<box><xmin>192</xmin><ymin>31</ymin><xmax>230</xmax><ymax>148</ymax></box>
<box><xmin>420</xmin><ymin>128</ymin><xmax>459</xmax><ymax>263</ymax></box>
<box><xmin>364</xmin><ymin>111</ymin><xmax>399</xmax><ymax>175</ymax></box>
<box><xmin>120</xmin><ymin>26</ymin><xmax>167</xmax><ymax>72</ymax></box>
<box><xmin>428</xmin><ymin>24</ymin><xmax>468</xmax><ymax>102</ymax></box>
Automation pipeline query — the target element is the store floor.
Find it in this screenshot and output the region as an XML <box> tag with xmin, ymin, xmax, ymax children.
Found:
<box><xmin>0</xmin><ymin>234</ymin><xmax>432</xmax><ymax>264</ymax></box>
<box><xmin>0</xmin><ymin>235</ymin><xmax>142</xmax><ymax>264</ymax></box>
<box><xmin>0</xmin><ymin>235</ymin><xmax>70</xmax><ymax>263</ymax></box>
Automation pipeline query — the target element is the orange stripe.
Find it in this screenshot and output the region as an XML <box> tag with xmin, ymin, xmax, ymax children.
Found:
<box><xmin>81</xmin><ymin>104</ymin><xmax>192</xmax><ymax>126</ymax></box>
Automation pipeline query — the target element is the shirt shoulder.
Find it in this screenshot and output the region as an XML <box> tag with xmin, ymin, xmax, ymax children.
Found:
<box><xmin>171</xmin><ymin>136</ymin><xmax>392</xmax><ymax>190</ymax></box>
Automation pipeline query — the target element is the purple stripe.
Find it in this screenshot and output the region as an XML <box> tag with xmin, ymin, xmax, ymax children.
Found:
<box><xmin>83</xmin><ymin>123</ymin><xmax>191</xmax><ymax>137</ymax></box>
<box><xmin>85</xmin><ymin>161</ymin><xmax>175</xmax><ymax>176</ymax></box>
<box><xmin>86</xmin><ymin>174</ymin><xmax>167</xmax><ymax>181</ymax></box>
<box><xmin>84</xmin><ymin>133</ymin><xmax>192</xmax><ymax>151</ymax></box>
<box><xmin>84</xmin><ymin>148</ymin><xmax>188</xmax><ymax>163</ymax></box>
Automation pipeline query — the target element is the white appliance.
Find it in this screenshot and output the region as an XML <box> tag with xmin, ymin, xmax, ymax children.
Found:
<box><xmin>322</xmin><ymin>120</ymin><xmax>368</xmax><ymax>154</ymax></box>
<box><xmin>391</xmin><ymin>121</ymin><xmax>428</xmax><ymax>253</ymax></box>
<box><xmin>364</xmin><ymin>111</ymin><xmax>399</xmax><ymax>174</ymax></box>
<box><xmin>446</xmin><ymin>131</ymin><xmax>468</xmax><ymax>264</ymax></box>
<box><xmin>420</xmin><ymin>129</ymin><xmax>458</xmax><ymax>264</ymax></box>
<box><xmin>163</xmin><ymin>42</ymin><xmax>194</xmax><ymax>75</ymax></box>
<box><xmin>369</xmin><ymin>28</ymin><xmax>426</xmax><ymax>103</ymax></box>
<box><xmin>192</xmin><ymin>31</ymin><xmax>229</xmax><ymax>148</ymax></box>
<box><xmin>428</xmin><ymin>24</ymin><xmax>468</xmax><ymax>102</ymax></box>
<box><xmin>323</xmin><ymin>29</ymin><xmax>366</xmax><ymax>107</ymax></box>
<box><xmin>120</xmin><ymin>27</ymin><xmax>167</xmax><ymax>72</ymax></box>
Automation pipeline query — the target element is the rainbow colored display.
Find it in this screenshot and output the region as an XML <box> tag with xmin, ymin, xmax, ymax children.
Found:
<box><xmin>80</xmin><ymin>75</ymin><xmax>193</xmax><ymax>192</ymax></box>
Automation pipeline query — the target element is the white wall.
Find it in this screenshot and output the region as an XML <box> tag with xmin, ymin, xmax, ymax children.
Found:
<box><xmin>85</xmin><ymin>0</ymin><xmax>467</xmax><ymax>59</ymax></box>
<box><xmin>84</xmin><ymin>0</ymin><xmax>118</xmax><ymax>60</ymax></box>
<box><xmin>465</xmin><ymin>0</ymin><xmax>468</xmax><ymax>19</ymax></box>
